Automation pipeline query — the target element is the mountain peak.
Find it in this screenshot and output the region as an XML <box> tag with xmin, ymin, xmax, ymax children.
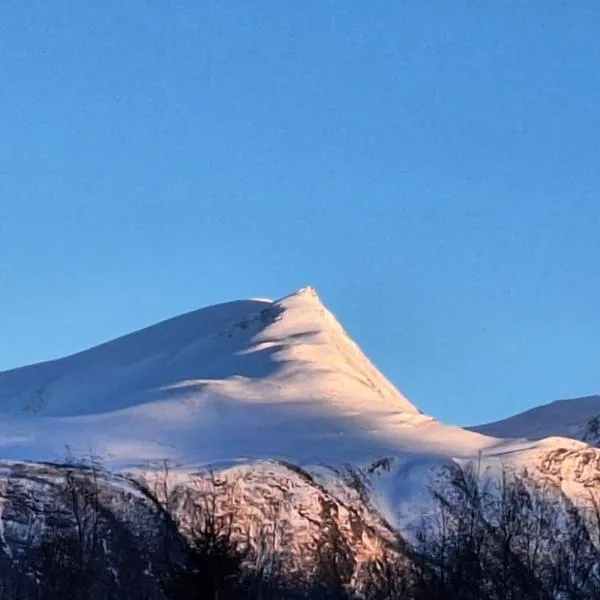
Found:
<box><xmin>0</xmin><ymin>287</ymin><xmax>427</xmax><ymax>464</ymax></box>
<box><xmin>294</xmin><ymin>285</ymin><xmax>319</xmax><ymax>298</ymax></box>
<box><xmin>277</xmin><ymin>285</ymin><xmax>321</xmax><ymax>305</ymax></box>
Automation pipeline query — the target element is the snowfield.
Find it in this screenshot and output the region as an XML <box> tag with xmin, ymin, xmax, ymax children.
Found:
<box><xmin>472</xmin><ymin>395</ymin><xmax>600</xmax><ymax>445</ymax></box>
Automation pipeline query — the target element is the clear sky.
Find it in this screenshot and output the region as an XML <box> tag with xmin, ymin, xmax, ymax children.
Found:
<box><xmin>1</xmin><ymin>2</ymin><xmax>599</xmax><ymax>426</ymax></box>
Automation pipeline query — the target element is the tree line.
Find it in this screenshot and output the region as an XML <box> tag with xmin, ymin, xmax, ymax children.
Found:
<box><xmin>0</xmin><ymin>458</ymin><xmax>599</xmax><ymax>599</ymax></box>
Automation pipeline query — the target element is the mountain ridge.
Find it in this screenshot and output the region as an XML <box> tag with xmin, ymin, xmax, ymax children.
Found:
<box><xmin>0</xmin><ymin>287</ymin><xmax>435</xmax><ymax>466</ymax></box>
<box><xmin>472</xmin><ymin>394</ymin><xmax>600</xmax><ymax>445</ymax></box>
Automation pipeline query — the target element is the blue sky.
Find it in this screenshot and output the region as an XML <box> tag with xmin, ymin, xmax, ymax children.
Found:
<box><xmin>1</xmin><ymin>2</ymin><xmax>599</xmax><ymax>425</ymax></box>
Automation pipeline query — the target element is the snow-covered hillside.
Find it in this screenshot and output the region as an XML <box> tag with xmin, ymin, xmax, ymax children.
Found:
<box><xmin>0</xmin><ymin>286</ymin><xmax>598</xmax><ymax>542</ymax></box>
<box><xmin>0</xmin><ymin>287</ymin><xmax>497</xmax><ymax>468</ymax></box>
<box><xmin>472</xmin><ymin>395</ymin><xmax>600</xmax><ymax>446</ymax></box>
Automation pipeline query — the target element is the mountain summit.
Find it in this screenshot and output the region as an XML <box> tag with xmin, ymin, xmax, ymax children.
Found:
<box><xmin>0</xmin><ymin>287</ymin><xmax>445</xmax><ymax>465</ymax></box>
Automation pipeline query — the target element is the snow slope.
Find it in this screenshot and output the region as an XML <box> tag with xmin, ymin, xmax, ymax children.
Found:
<box><xmin>472</xmin><ymin>395</ymin><xmax>600</xmax><ymax>446</ymax></box>
<box><xmin>0</xmin><ymin>287</ymin><xmax>496</xmax><ymax>467</ymax></box>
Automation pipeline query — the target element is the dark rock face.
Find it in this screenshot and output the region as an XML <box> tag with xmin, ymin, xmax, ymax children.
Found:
<box><xmin>582</xmin><ymin>415</ymin><xmax>600</xmax><ymax>447</ymax></box>
<box><xmin>139</xmin><ymin>460</ymin><xmax>403</xmax><ymax>581</ymax></box>
<box><xmin>0</xmin><ymin>459</ymin><xmax>403</xmax><ymax>599</ymax></box>
<box><xmin>0</xmin><ymin>460</ymin><xmax>180</xmax><ymax>600</ymax></box>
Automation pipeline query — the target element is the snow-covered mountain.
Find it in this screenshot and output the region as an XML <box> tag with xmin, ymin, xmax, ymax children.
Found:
<box><xmin>0</xmin><ymin>287</ymin><xmax>598</xmax><ymax>560</ymax></box>
<box><xmin>472</xmin><ymin>395</ymin><xmax>600</xmax><ymax>447</ymax></box>
<box><xmin>0</xmin><ymin>286</ymin><xmax>497</xmax><ymax>468</ymax></box>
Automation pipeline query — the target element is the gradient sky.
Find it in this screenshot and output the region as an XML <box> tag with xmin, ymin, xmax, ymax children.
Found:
<box><xmin>1</xmin><ymin>2</ymin><xmax>599</xmax><ymax>426</ymax></box>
